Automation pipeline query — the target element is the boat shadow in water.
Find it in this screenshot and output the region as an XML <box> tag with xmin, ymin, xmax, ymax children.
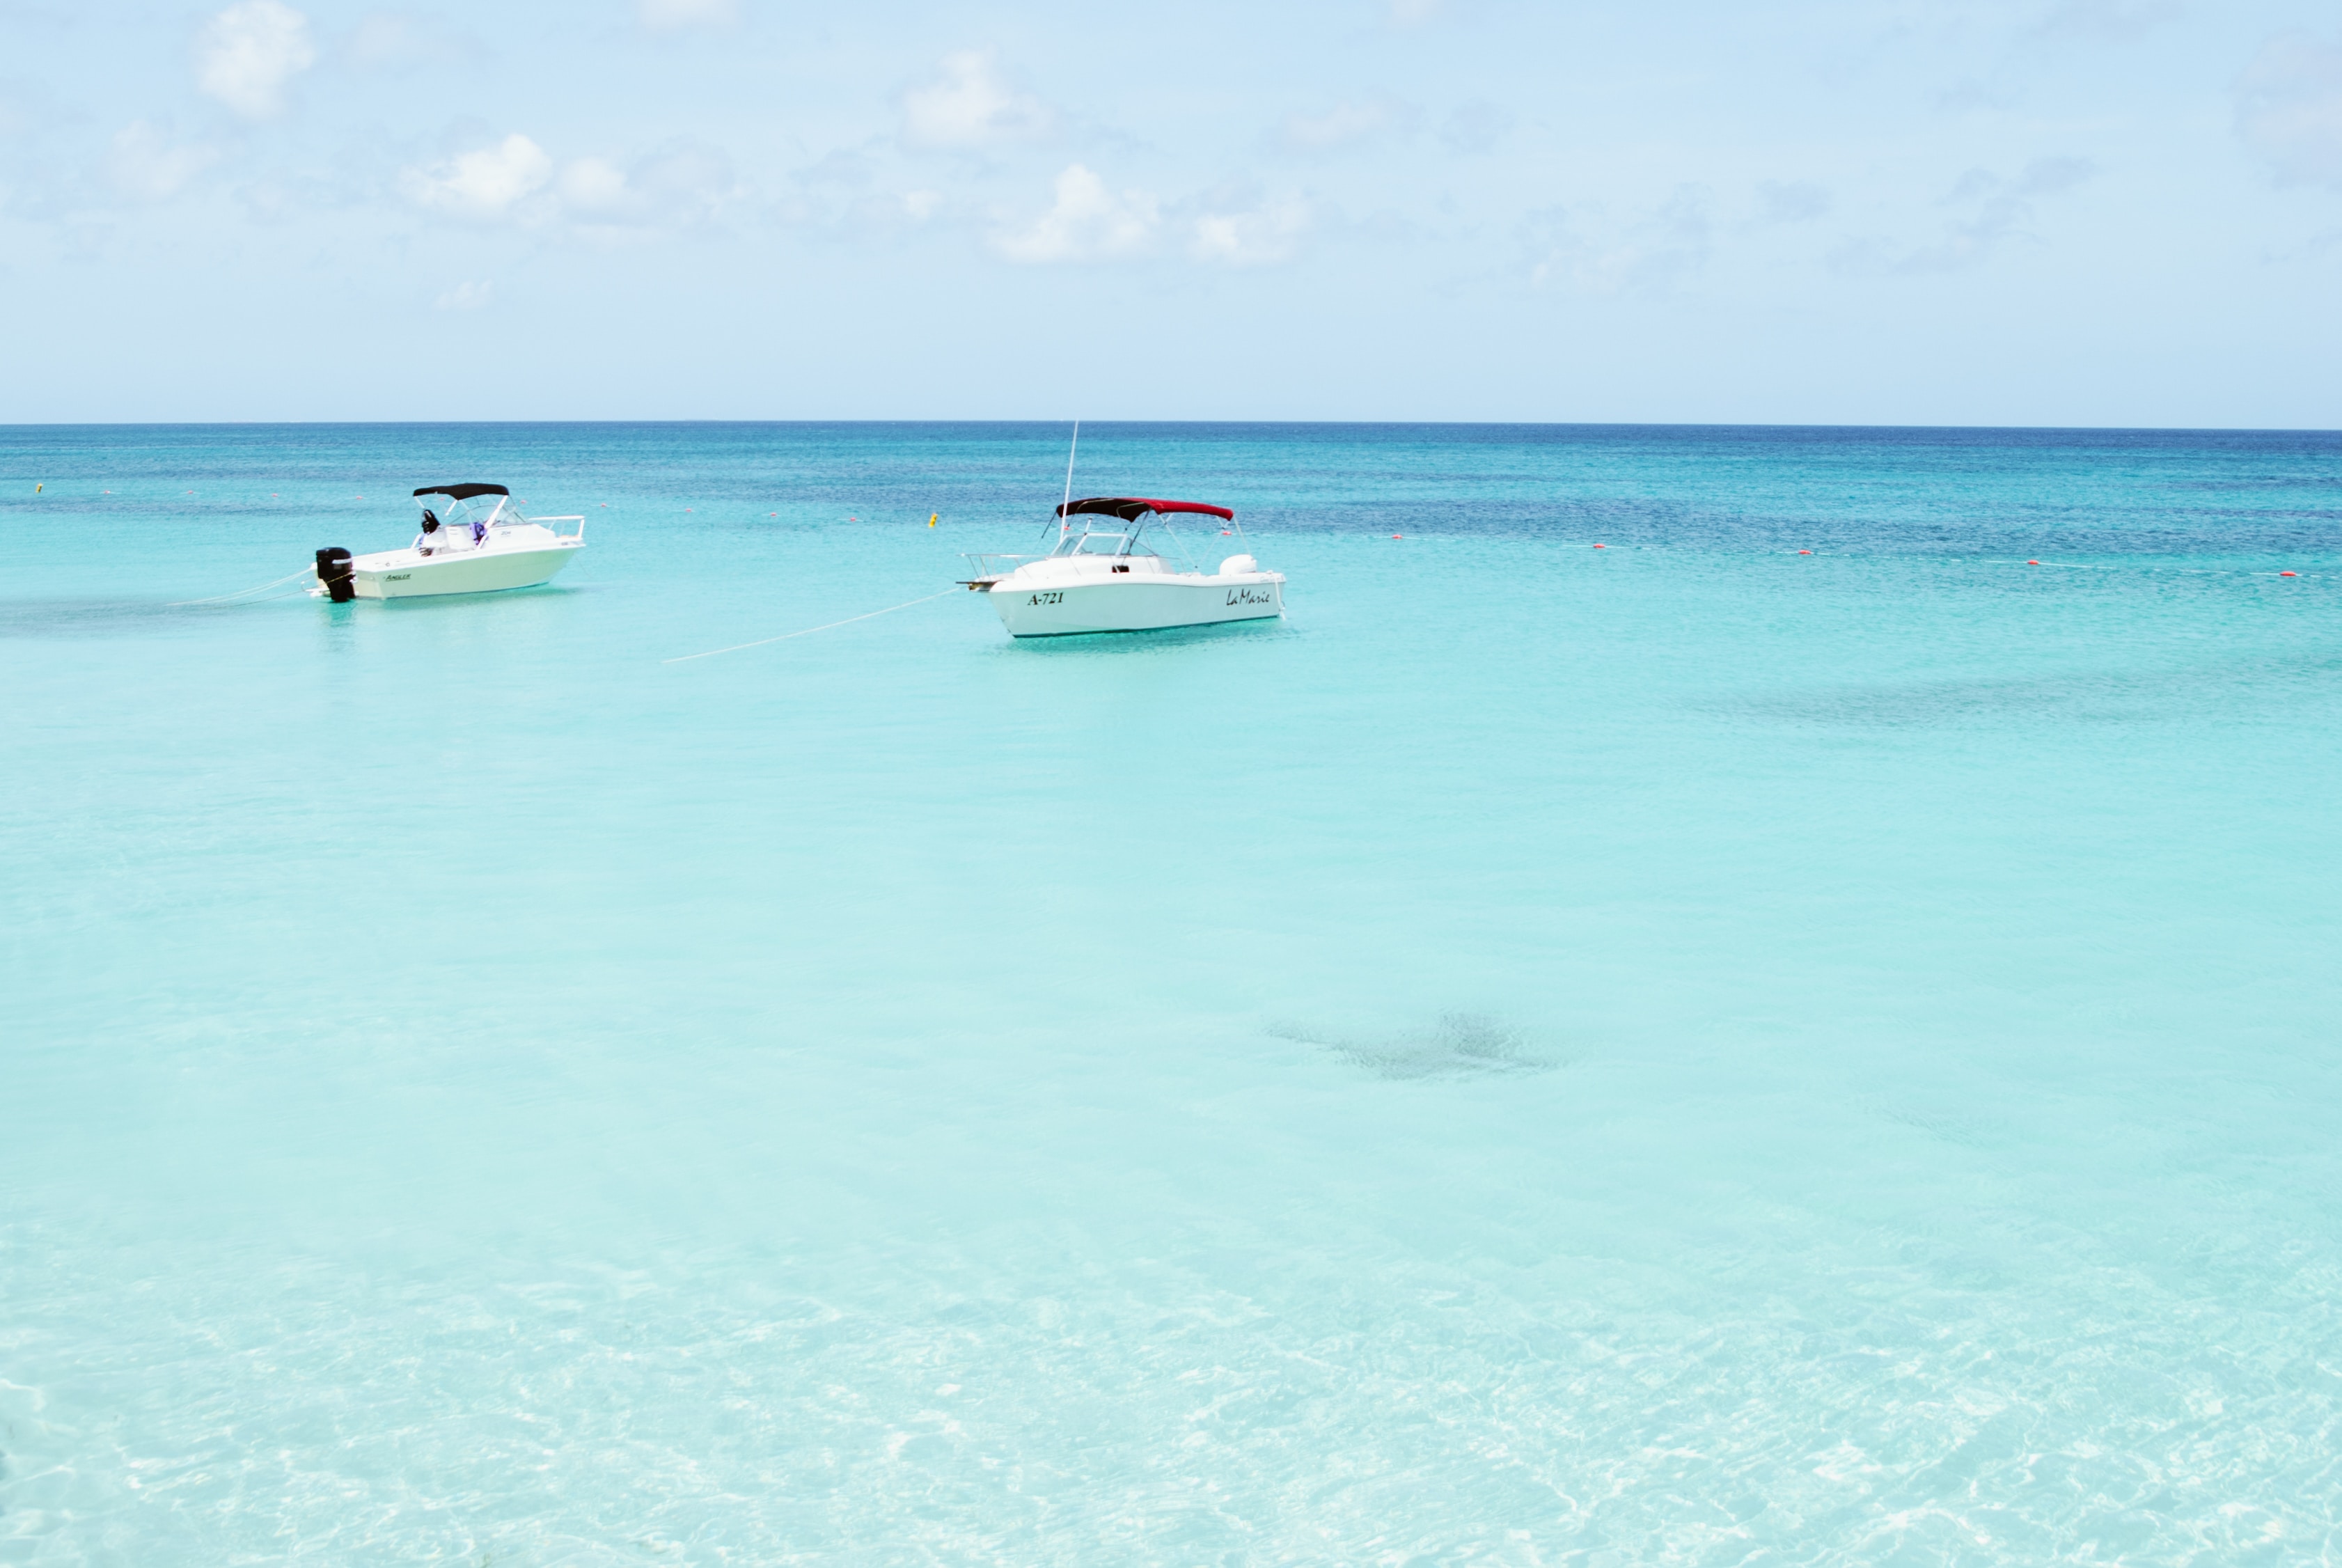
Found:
<box><xmin>359</xmin><ymin>582</ymin><xmax>587</xmax><ymax>611</ymax></box>
<box><xmin>1271</xmin><ymin>1012</ymin><xmax>1559</xmax><ymax>1081</ymax></box>
<box><xmin>997</xmin><ymin>617</ymin><xmax>1298</xmax><ymax>656</ymax></box>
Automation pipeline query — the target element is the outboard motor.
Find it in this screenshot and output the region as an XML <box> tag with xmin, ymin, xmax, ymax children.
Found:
<box><xmin>315</xmin><ymin>547</ymin><xmax>355</xmax><ymax>603</ymax></box>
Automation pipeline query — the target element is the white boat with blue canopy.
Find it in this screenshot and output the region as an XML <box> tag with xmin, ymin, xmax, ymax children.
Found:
<box><xmin>962</xmin><ymin>496</ymin><xmax>1284</xmax><ymax>638</ymax></box>
<box><xmin>313</xmin><ymin>483</ymin><xmax>585</xmax><ymax>602</ymax></box>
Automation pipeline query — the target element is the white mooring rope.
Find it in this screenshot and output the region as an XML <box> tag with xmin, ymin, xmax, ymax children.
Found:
<box><xmin>169</xmin><ymin>566</ymin><xmax>318</xmax><ymax>606</ymax></box>
<box><xmin>663</xmin><ymin>586</ymin><xmax>961</xmax><ymax>664</ymax></box>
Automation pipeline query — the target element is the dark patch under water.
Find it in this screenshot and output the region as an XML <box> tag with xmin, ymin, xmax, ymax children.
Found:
<box><xmin>0</xmin><ymin>597</ymin><xmax>243</xmax><ymax>638</ymax></box>
<box><xmin>1273</xmin><ymin>1012</ymin><xmax>1555</xmax><ymax>1081</ymax></box>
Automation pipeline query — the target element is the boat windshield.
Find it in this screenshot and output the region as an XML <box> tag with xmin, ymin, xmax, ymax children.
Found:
<box><xmin>428</xmin><ymin>495</ymin><xmax>512</xmax><ymax>530</ymax></box>
<box><xmin>412</xmin><ymin>493</ymin><xmax>524</xmax><ymax>551</ymax></box>
<box><xmin>1050</xmin><ymin>530</ymin><xmax>1160</xmax><ymax>558</ymax></box>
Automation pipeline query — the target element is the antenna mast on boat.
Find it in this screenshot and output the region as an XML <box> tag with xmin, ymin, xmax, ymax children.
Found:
<box><xmin>1060</xmin><ymin>420</ymin><xmax>1079</xmax><ymax>542</ymax></box>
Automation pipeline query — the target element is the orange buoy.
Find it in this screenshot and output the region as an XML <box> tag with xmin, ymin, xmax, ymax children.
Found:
<box><xmin>2027</xmin><ymin>560</ymin><xmax>2040</xmax><ymax>565</ymax></box>
<box><xmin>1391</xmin><ymin>533</ymin><xmax>1403</xmax><ymax>540</ymax></box>
<box><xmin>1593</xmin><ymin>543</ymin><xmax>1605</xmax><ymax>549</ymax></box>
<box><xmin>2281</xmin><ymin>570</ymin><xmax>2297</xmax><ymax>577</ymax></box>
<box><xmin>1798</xmin><ymin>549</ymin><xmax>1812</xmax><ymax>555</ymax></box>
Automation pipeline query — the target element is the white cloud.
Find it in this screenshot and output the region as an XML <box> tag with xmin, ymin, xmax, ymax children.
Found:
<box><xmin>2011</xmin><ymin>156</ymin><xmax>2095</xmax><ymax>196</ymax></box>
<box><xmin>1440</xmin><ymin>101</ymin><xmax>1512</xmax><ymax>155</ymax></box>
<box><xmin>1191</xmin><ymin>193</ymin><xmax>1311</xmax><ymax>266</ymax></box>
<box><xmin>558</xmin><ymin>141</ymin><xmax>736</xmax><ymax>228</ymax></box>
<box><xmin>2234</xmin><ymin>31</ymin><xmax>2342</xmax><ymax>192</ymax></box>
<box><xmin>1832</xmin><ymin>158</ymin><xmax>2095</xmax><ymax>276</ymax></box>
<box><xmin>902</xmin><ymin>51</ymin><xmax>1052</xmax><ymax>148</ymax></box>
<box><xmin>434</xmin><ymin>280</ymin><xmax>492</xmax><ymax>309</ymax></box>
<box><xmin>765</xmin><ymin>150</ymin><xmax>949</xmax><ymax>235</ymax></box>
<box><xmin>638</xmin><ymin>0</ymin><xmax>737</xmax><ymax>31</ymax></box>
<box><xmin>558</xmin><ymin>157</ymin><xmax>629</xmax><ymax>214</ymax></box>
<box><xmin>104</xmin><ymin>122</ymin><xmax>221</xmax><ymax>202</ymax></box>
<box><xmin>400</xmin><ymin>133</ymin><xmax>553</xmax><ymax>221</ymax></box>
<box><xmin>994</xmin><ymin>164</ymin><xmax>1157</xmax><ymax>263</ymax></box>
<box><xmin>770</xmin><ymin>148</ymin><xmax>875</xmax><ymax>226</ymax></box>
<box><xmin>195</xmin><ymin>1</ymin><xmax>317</xmax><ymax>119</ymax></box>
<box><xmin>1281</xmin><ymin>95</ymin><xmax>1415</xmax><ymax>152</ymax></box>
<box><xmin>2034</xmin><ymin>0</ymin><xmax>2178</xmax><ymax>45</ymax></box>
<box><xmin>399</xmin><ymin>134</ymin><xmax>734</xmax><ymax>230</ymax></box>
<box><xmin>1755</xmin><ymin>180</ymin><xmax>1831</xmax><ymax>224</ymax></box>
<box><xmin>1526</xmin><ymin>188</ymin><xmax>1713</xmax><ymax>293</ymax></box>
<box><xmin>348</xmin><ymin>10</ymin><xmax>475</xmax><ymax>70</ymax></box>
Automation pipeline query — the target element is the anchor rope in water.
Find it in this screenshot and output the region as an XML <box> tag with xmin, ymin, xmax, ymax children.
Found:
<box><xmin>169</xmin><ymin>566</ymin><xmax>317</xmax><ymax>606</ymax></box>
<box><xmin>663</xmin><ymin>586</ymin><xmax>961</xmax><ymax>664</ymax></box>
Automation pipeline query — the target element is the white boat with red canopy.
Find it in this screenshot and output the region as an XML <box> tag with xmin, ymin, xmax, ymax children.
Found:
<box><xmin>962</xmin><ymin>496</ymin><xmax>1285</xmax><ymax>638</ymax></box>
<box><xmin>312</xmin><ymin>483</ymin><xmax>586</xmax><ymax>602</ymax></box>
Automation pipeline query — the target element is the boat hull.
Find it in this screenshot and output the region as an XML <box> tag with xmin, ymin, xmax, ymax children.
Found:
<box><xmin>987</xmin><ymin>573</ymin><xmax>1284</xmax><ymax>638</ymax></box>
<box><xmin>351</xmin><ymin>542</ymin><xmax>581</xmax><ymax>599</ymax></box>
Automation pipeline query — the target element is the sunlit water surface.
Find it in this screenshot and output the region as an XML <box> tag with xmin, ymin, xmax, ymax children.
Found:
<box><xmin>3</xmin><ymin>423</ymin><xmax>2339</xmax><ymax>1564</ymax></box>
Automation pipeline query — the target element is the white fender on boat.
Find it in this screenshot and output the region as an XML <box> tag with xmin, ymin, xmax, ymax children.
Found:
<box><xmin>1219</xmin><ymin>554</ymin><xmax>1258</xmax><ymax>575</ymax></box>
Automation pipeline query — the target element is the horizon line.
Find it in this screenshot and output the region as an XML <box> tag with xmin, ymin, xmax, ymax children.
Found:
<box><xmin>5</xmin><ymin>418</ymin><xmax>2341</xmax><ymax>436</ymax></box>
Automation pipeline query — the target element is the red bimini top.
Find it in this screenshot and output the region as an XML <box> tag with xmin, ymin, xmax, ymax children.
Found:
<box><xmin>1055</xmin><ymin>496</ymin><xmax>1236</xmax><ymax>523</ymax></box>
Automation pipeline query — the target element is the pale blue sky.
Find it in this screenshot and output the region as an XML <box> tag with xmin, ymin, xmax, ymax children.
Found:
<box><xmin>5</xmin><ymin>0</ymin><xmax>2341</xmax><ymax>424</ymax></box>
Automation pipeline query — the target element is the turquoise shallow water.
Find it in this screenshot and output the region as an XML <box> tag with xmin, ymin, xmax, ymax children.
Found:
<box><xmin>3</xmin><ymin>422</ymin><xmax>2340</xmax><ymax>1563</ymax></box>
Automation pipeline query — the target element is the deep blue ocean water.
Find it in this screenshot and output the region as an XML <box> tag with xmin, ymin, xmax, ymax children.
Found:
<box><xmin>3</xmin><ymin>422</ymin><xmax>2339</xmax><ymax>1564</ymax></box>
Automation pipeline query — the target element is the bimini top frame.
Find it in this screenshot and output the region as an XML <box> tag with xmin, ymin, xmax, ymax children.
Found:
<box><xmin>1053</xmin><ymin>496</ymin><xmax>1236</xmax><ymax>523</ymax></box>
<box><xmin>413</xmin><ymin>483</ymin><xmax>511</xmax><ymax>501</ymax></box>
